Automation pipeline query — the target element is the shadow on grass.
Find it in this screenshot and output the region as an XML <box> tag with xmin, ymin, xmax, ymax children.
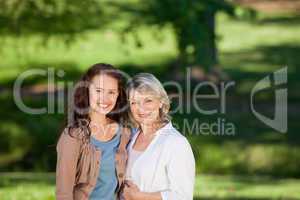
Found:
<box><xmin>0</xmin><ymin>61</ymin><xmax>86</xmax><ymax>170</ymax></box>
<box><xmin>256</xmin><ymin>15</ymin><xmax>300</xmax><ymax>26</ymax></box>
<box><xmin>0</xmin><ymin>173</ymin><xmax>55</xmax><ymax>187</ymax></box>
<box><xmin>223</xmin><ymin>43</ymin><xmax>300</xmax><ymax>79</ymax></box>
<box><xmin>119</xmin><ymin>59</ymin><xmax>176</xmax><ymax>79</ymax></box>
<box><xmin>0</xmin><ymin>61</ymin><xmax>83</xmax><ymax>88</ymax></box>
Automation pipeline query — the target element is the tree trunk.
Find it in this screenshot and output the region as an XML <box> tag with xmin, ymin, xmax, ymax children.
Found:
<box><xmin>194</xmin><ymin>9</ymin><xmax>218</xmax><ymax>72</ymax></box>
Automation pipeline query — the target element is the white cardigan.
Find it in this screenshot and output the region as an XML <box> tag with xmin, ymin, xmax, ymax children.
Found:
<box><xmin>127</xmin><ymin>122</ymin><xmax>195</xmax><ymax>200</ymax></box>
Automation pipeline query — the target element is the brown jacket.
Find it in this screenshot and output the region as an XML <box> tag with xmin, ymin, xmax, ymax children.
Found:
<box><xmin>56</xmin><ymin>126</ymin><xmax>130</xmax><ymax>200</ymax></box>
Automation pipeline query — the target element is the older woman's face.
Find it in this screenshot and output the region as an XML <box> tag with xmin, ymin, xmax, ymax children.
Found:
<box><xmin>89</xmin><ymin>74</ymin><xmax>119</xmax><ymax>115</ymax></box>
<box><xmin>129</xmin><ymin>90</ymin><xmax>162</xmax><ymax>126</ymax></box>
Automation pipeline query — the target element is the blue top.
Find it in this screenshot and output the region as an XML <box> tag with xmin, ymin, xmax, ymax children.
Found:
<box><xmin>89</xmin><ymin>125</ymin><xmax>121</xmax><ymax>200</ymax></box>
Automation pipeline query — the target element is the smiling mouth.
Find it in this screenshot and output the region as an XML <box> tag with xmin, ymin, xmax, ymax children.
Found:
<box><xmin>138</xmin><ymin>113</ymin><xmax>150</xmax><ymax>118</ymax></box>
<box><xmin>97</xmin><ymin>103</ymin><xmax>110</xmax><ymax>109</ymax></box>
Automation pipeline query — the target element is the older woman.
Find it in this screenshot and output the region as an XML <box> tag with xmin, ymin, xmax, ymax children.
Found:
<box><xmin>122</xmin><ymin>73</ymin><xmax>195</xmax><ymax>200</ymax></box>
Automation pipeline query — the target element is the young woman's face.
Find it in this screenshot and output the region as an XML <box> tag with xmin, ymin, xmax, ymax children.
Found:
<box><xmin>89</xmin><ymin>74</ymin><xmax>119</xmax><ymax>115</ymax></box>
<box><xmin>129</xmin><ymin>90</ymin><xmax>162</xmax><ymax>126</ymax></box>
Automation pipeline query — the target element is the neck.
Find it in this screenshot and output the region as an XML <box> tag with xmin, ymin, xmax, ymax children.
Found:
<box><xmin>140</xmin><ymin>121</ymin><xmax>163</xmax><ymax>136</ymax></box>
<box><xmin>89</xmin><ymin>111</ymin><xmax>109</xmax><ymax>125</ymax></box>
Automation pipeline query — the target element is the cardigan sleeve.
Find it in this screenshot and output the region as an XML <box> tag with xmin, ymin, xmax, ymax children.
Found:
<box><xmin>56</xmin><ymin>128</ymin><xmax>81</xmax><ymax>200</ymax></box>
<box><xmin>160</xmin><ymin>137</ymin><xmax>195</xmax><ymax>200</ymax></box>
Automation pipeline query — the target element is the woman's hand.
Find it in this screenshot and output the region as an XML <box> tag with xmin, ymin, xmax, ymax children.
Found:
<box><xmin>122</xmin><ymin>181</ymin><xmax>141</xmax><ymax>200</ymax></box>
<box><xmin>122</xmin><ymin>180</ymin><xmax>162</xmax><ymax>200</ymax></box>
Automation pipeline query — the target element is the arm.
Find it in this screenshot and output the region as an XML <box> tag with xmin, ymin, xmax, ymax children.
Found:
<box><xmin>123</xmin><ymin>181</ymin><xmax>162</xmax><ymax>200</ymax></box>
<box><xmin>160</xmin><ymin>137</ymin><xmax>195</xmax><ymax>200</ymax></box>
<box><xmin>135</xmin><ymin>192</ymin><xmax>161</xmax><ymax>200</ymax></box>
<box><xmin>56</xmin><ymin>128</ymin><xmax>81</xmax><ymax>200</ymax></box>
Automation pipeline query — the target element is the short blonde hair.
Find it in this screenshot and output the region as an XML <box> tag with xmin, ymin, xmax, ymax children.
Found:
<box><xmin>126</xmin><ymin>73</ymin><xmax>170</xmax><ymax>126</ymax></box>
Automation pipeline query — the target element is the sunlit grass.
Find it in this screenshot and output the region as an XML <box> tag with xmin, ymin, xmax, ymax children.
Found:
<box><xmin>0</xmin><ymin>173</ymin><xmax>299</xmax><ymax>200</ymax></box>
<box><xmin>195</xmin><ymin>175</ymin><xmax>300</xmax><ymax>199</ymax></box>
<box><xmin>217</xmin><ymin>13</ymin><xmax>300</xmax><ymax>53</ymax></box>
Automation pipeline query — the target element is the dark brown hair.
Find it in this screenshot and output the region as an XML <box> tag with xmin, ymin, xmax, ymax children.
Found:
<box><xmin>65</xmin><ymin>63</ymin><xmax>128</xmax><ymax>139</ymax></box>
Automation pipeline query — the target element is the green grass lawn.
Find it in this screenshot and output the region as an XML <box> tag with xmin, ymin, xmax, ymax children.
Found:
<box><xmin>0</xmin><ymin>173</ymin><xmax>299</xmax><ymax>200</ymax></box>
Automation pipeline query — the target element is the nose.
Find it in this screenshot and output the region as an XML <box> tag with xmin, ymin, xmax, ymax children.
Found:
<box><xmin>98</xmin><ymin>94</ymin><xmax>112</xmax><ymax>105</ymax></box>
<box><xmin>136</xmin><ymin>103</ymin><xmax>147</xmax><ymax>113</ymax></box>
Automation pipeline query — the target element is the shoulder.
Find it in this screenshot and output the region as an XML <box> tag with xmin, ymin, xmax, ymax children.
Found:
<box><xmin>57</xmin><ymin>127</ymin><xmax>84</xmax><ymax>151</ymax></box>
<box><xmin>160</xmin><ymin>125</ymin><xmax>195</xmax><ymax>163</ymax></box>
<box><xmin>160</xmin><ymin>124</ymin><xmax>191</xmax><ymax>149</ymax></box>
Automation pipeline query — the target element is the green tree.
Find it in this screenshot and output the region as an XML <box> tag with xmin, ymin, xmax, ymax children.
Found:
<box><xmin>0</xmin><ymin>0</ymin><xmax>254</xmax><ymax>72</ymax></box>
<box><xmin>112</xmin><ymin>0</ymin><xmax>255</xmax><ymax>74</ymax></box>
<box><xmin>0</xmin><ymin>0</ymin><xmax>108</xmax><ymax>37</ymax></box>
<box><xmin>145</xmin><ymin>0</ymin><xmax>235</xmax><ymax>71</ymax></box>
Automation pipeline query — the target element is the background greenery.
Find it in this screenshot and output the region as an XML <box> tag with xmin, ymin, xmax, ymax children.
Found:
<box><xmin>0</xmin><ymin>0</ymin><xmax>299</xmax><ymax>199</ymax></box>
<box><xmin>1</xmin><ymin>173</ymin><xmax>300</xmax><ymax>199</ymax></box>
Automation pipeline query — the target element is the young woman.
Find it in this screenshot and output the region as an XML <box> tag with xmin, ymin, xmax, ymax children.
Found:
<box><xmin>56</xmin><ymin>63</ymin><xmax>130</xmax><ymax>200</ymax></box>
<box><xmin>122</xmin><ymin>73</ymin><xmax>195</xmax><ymax>200</ymax></box>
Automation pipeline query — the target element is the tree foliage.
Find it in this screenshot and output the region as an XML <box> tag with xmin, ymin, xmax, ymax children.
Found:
<box><xmin>0</xmin><ymin>0</ymin><xmax>255</xmax><ymax>70</ymax></box>
<box><xmin>0</xmin><ymin>0</ymin><xmax>109</xmax><ymax>36</ymax></box>
<box><xmin>112</xmin><ymin>0</ymin><xmax>255</xmax><ymax>71</ymax></box>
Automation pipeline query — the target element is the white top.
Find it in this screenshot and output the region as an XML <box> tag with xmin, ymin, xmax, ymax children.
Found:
<box><xmin>126</xmin><ymin>122</ymin><xmax>195</xmax><ymax>200</ymax></box>
<box><xmin>125</xmin><ymin>149</ymin><xmax>143</xmax><ymax>180</ymax></box>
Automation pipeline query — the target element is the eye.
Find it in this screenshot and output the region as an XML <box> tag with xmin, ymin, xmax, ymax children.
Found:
<box><xmin>145</xmin><ymin>99</ymin><xmax>153</xmax><ymax>103</ymax></box>
<box><xmin>108</xmin><ymin>90</ymin><xmax>118</xmax><ymax>95</ymax></box>
<box><xmin>95</xmin><ymin>88</ymin><xmax>104</xmax><ymax>93</ymax></box>
<box><xmin>130</xmin><ymin>101</ymin><xmax>136</xmax><ymax>105</ymax></box>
